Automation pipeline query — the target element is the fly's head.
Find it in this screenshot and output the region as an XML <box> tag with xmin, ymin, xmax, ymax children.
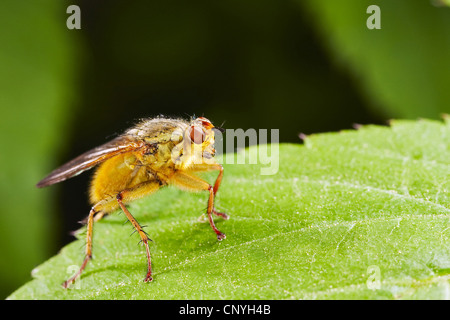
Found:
<box><xmin>175</xmin><ymin>117</ymin><xmax>221</xmax><ymax>169</ymax></box>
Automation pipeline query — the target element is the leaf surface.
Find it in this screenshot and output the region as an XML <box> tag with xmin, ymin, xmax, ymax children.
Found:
<box><xmin>9</xmin><ymin>119</ymin><xmax>450</xmax><ymax>299</ymax></box>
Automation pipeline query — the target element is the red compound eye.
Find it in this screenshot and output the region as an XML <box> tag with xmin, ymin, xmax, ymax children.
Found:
<box><xmin>196</xmin><ymin>117</ymin><xmax>213</xmax><ymax>129</ymax></box>
<box><xmin>190</xmin><ymin>126</ymin><xmax>206</xmax><ymax>144</ymax></box>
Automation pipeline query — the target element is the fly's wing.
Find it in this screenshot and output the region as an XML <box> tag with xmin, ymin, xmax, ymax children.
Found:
<box><xmin>36</xmin><ymin>135</ymin><xmax>143</xmax><ymax>188</ymax></box>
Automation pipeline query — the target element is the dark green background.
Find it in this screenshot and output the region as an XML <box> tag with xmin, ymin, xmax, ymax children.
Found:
<box><xmin>1</xmin><ymin>0</ymin><xmax>449</xmax><ymax>299</ymax></box>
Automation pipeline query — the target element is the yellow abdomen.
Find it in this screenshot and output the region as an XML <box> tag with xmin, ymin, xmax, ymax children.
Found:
<box><xmin>89</xmin><ymin>153</ymin><xmax>145</xmax><ymax>206</ymax></box>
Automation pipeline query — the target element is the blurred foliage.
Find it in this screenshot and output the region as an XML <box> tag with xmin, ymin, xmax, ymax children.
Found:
<box><xmin>0</xmin><ymin>1</ymin><xmax>78</xmax><ymax>298</ymax></box>
<box><xmin>301</xmin><ymin>0</ymin><xmax>450</xmax><ymax>119</ymax></box>
<box><xmin>2</xmin><ymin>0</ymin><xmax>450</xmax><ymax>299</ymax></box>
<box><xmin>69</xmin><ymin>0</ymin><xmax>376</xmax><ymax>143</ymax></box>
<box><xmin>434</xmin><ymin>0</ymin><xmax>450</xmax><ymax>7</ymax></box>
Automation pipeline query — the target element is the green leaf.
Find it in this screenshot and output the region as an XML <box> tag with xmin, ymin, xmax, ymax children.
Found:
<box><xmin>8</xmin><ymin>118</ymin><xmax>450</xmax><ymax>299</ymax></box>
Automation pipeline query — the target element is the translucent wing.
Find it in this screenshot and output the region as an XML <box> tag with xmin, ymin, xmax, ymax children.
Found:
<box><xmin>36</xmin><ymin>135</ymin><xmax>143</xmax><ymax>188</ymax></box>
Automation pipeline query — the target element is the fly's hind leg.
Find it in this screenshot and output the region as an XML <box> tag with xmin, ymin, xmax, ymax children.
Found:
<box><xmin>63</xmin><ymin>198</ymin><xmax>114</xmax><ymax>288</ymax></box>
<box><xmin>116</xmin><ymin>181</ymin><xmax>161</xmax><ymax>282</ymax></box>
<box><xmin>93</xmin><ymin>211</ymin><xmax>107</xmax><ymax>222</ymax></box>
<box><xmin>63</xmin><ymin>181</ymin><xmax>161</xmax><ymax>287</ymax></box>
<box><xmin>92</xmin><ymin>194</ymin><xmax>120</xmax><ymax>222</ymax></box>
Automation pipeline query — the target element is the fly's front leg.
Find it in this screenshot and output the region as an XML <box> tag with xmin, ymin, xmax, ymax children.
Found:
<box><xmin>211</xmin><ymin>164</ymin><xmax>223</xmax><ymax>195</ymax></box>
<box><xmin>169</xmin><ymin>171</ymin><xmax>226</xmax><ymax>241</ymax></box>
<box><xmin>187</xmin><ymin>163</ymin><xmax>228</xmax><ymax>220</ymax></box>
<box><xmin>206</xmin><ymin>185</ymin><xmax>226</xmax><ymax>240</ymax></box>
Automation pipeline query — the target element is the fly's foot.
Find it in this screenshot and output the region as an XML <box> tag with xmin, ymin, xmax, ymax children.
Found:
<box><xmin>213</xmin><ymin>209</ymin><xmax>229</xmax><ymax>220</ymax></box>
<box><xmin>217</xmin><ymin>232</ymin><xmax>226</xmax><ymax>241</ymax></box>
<box><xmin>62</xmin><ymin>279</ymin><xmax>74</xmax><ymax>289</ymax></box>
<box><xmin>144</xmin><ymin>274</ymin><xmax>153</xmax><ymax>282</ymax></box>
